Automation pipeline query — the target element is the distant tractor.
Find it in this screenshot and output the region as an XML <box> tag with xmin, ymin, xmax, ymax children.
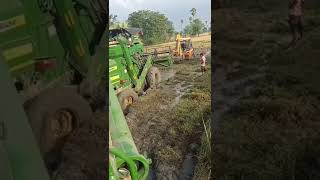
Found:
<box><xmin>172</xmin><ymin>33</ymin><xmax>195</xmax><ymax>60</ymax></box>
<box><xmin>180</xmin><ymin>38</ymin><xmax>195</xmax><ymax>60</ymax></box>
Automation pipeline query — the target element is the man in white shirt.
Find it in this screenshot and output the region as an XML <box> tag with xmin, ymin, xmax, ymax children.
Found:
<box><xmin>200</xmin><ymin>53</ymin><xmax>206</xmax><ymax>75</ymax></box>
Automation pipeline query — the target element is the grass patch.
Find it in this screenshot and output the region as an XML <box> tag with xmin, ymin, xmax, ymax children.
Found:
<box><xmin>215</xmin><ymin>2</ymin><xmax>320</xmax><ymax>179</ymax></box>
<box><xmin>216</xmin><ymin>95</ymin><xmax>320</xmax><ymax>180</ymax></box>
<box><xmin>192</xmin><ymin>118</ymin><xmax>212</xmax><ymax>180</ymax></box>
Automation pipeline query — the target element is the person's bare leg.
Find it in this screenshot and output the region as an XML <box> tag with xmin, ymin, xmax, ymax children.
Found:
<box><xmin>289</xmin><ymin>16</ymin><xmax>297</xmax><ymax>46</ymax></box>
<box><xmin>291</xmin><ymin>25</ymin><xmax>298</xmax><ymax>45</ymax></box>
<box><xmin>298</xmin><ymin>16</ymin><xmax>303</xmax><ymax>40</ymax></box>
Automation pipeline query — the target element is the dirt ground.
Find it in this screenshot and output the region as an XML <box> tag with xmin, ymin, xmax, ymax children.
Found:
<box><xmin>214</xmin><ymin>1</ymin><xmax>320</xmax><ymax>179</ymax></box>
<box><xmin>126</xmin><ymin>48</ymin><xmax>212</xmax><ymax>179</ymax></box>
<box><xmin>50</xmin><ymin>110</ymin><xmax>108</xmax><ymax>180</ymax></box>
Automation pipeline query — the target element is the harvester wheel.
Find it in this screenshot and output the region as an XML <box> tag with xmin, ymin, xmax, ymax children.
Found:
<box><xmin>25</xmin><ymin>86</ymin><xmax>92</xmax><ymax>166</ymax></box>
<box><xmin>147</xmin><ymin>67</ymin><xmax>161</xmax><ymax>89</ymax></box>
<box><xmin>118</xmin><ymin>89</ymin><xmax>138</xmax><ymax>113</ymax></box>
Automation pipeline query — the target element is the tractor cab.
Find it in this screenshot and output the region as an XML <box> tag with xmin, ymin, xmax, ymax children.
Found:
<box><xmin>181</xmin><ymin>38</ymin><xmax>193</xmax><ymax>51</ymax></box>
<box><xmin>109</xmin><ymin>28</ymin><xmax>132</xmax><ymax>42</ymax></box>
<box><xmin>181</xmin><ymin>38</ymin><xmax>194</xmax><ymax>60</ymax></box>
<box><xmin>109</xmin><ymin>28</ymin><xmax>144</xmax><ymax>56</ymax></box>
<box><xmin>173</xmin><ymin>35</ymin><xmax>195</xmax><ymax>60</ymax></box>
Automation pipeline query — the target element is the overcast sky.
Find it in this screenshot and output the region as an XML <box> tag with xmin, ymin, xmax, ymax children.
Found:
<box><xmin>109</xmin><ymin>0</ymin><xmax>211</xmax><ymax>31</ymax></box>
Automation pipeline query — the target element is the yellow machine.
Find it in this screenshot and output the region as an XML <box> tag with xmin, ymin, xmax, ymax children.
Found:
<box><xmin>172</xmin><ymin>33</ymin><xmax>195</xmax><ymax>60</ymax></box>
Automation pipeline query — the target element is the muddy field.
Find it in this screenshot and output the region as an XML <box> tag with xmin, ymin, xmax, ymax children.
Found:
<box><xmin>48</xmin><ymin>41</ymin><xmax>211</xmax><ymax>179</ymax></box>
<box><xmin>214</xmin><ymin>1</ymin><xmax>320</xmax><ymax>179</ymax></box>
<box><xmin>126</xmin><ymin>50</ymin><xmax>212</xmax><ymax>179</ymax></box>
<box><xmin>50</xmin><ymin>110</ymin><xmax>107</xmax><ymax>180</ymax></box>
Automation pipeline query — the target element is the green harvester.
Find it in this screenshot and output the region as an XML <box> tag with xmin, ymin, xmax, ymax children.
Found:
<box><xmin>109</xmin><ymin>32</ymin><xmax>173</xmax><ymax>111</ymax></box>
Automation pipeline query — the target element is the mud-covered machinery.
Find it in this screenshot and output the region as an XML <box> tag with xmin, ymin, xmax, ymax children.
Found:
<box><xmin>144</xmin><ymin>46</ymin><xmax>174</xmax><ymax>67</ymax></box>
<box><xmin>0</xmin><ymin>56</ymin><xmax>51</xmax><ymax>180</ymax></box>
<box><xmin>109</xmin><ymin>80</ymin><xmax>151</xmax><ymax>180</ymax></box>
<box><xmin>0</xmin><ymin>0</ymin><xmax>107</xmax><ymax>167</ymax></box>
<box><xmin>109</xmin><ymin>36</ymin><xmax>164</xmax><ymax>111</ymax></box>
<box><xmin>111</xmin><ymin>28</ymin><xmax>173</xmax><ymax>67</ymax></box>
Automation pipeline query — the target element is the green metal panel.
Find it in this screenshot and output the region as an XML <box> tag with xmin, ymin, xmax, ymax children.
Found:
<box><xmin>135</xmin><ymin>55</ymin><xmax>152</xmax><ymax>91</ymax></box>
<box><xmin>0</xmin><ymin>54</ymin><xmax>50</xmax><ymax>180</ymax></box>
<box><xmin>109</xmin><ymin>80</ymin><xmax>151</xmax><ymax>179</ymax></box>
<box><xmin>109</xmin><ymin>80</ymin><xmax>140</xmax><ymax>156</ymax></box>
<box><xmin>116</xmin><ymin>37</ymin><xmax>139</xmax><ymax>84</ymax></box>
<box><xmin>0</xmin><ymin>0</ymin><xmax>67</xmax><ymax>83</ymax></box>
<box><xmin>109</xmin><ymin>58</ymin><xmax>131</xmax><ymax>88</ymax></box>
<box><xmin>52</xmin><ymin>0</ymin><xmax>92</xmax><ymax>74</ymax></box>
<box><xmin>0</xmin><ymin>0</ymin><xmax>107</xmax><ymax>105</ymax></box>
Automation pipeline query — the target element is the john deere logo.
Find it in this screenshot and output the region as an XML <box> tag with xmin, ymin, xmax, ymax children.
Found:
<box><xmin>0</xmin><ymin>15</ymin><xmax>26</xmax><ymax>33</ymax></box>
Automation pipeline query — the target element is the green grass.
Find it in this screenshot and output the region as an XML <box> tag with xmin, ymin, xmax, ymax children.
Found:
<box><xmin>192</xmin><ymin>119</ymin><xmax>212</xmax><ymax>180</ymax></box>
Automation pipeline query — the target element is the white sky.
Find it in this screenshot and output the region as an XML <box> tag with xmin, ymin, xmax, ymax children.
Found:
<box><xmin>109</xmin><ymin>0</ymin><xmax>211</xmax><ymax>31</ymax></box>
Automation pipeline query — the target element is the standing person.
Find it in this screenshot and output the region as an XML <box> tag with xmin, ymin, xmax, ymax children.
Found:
<box><xmin>200</xmin><ymin>53</ymin><xmax>206</xmax><ymax>75</ymax></box>
<box><xmin>288</xmin><ymin>0</ymin><xmax>305</xmax><ymax>45</ymax></box>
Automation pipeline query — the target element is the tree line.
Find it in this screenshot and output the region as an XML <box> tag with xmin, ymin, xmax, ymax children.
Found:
<box><xmin>109</xmin><ymin>8</ymin><xmax>209</xmax><ymax>45</ymax></box>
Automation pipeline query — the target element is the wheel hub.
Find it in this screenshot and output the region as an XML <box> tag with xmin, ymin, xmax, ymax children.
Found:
<box><xmin>124</xmin><ymin>96</ymin><xmax>134</xmax><ymax>107</ymax></box>
<box><xmin>50</xmin><ymin>110</ymin><xmax>74</xmax><ymax>139</ymax></box>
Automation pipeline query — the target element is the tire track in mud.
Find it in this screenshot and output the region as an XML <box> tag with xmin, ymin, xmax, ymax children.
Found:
<box><xmin>213</xmin><ymin>63</ymin><xmax>267</xmax><ymax>130</ymax></box>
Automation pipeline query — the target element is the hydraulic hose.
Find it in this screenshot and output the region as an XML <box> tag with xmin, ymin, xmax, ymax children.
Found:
<box><xmin>109</xmin><ymin>148</ymin><xmax>139</xmax><ymax>180</ymax></box>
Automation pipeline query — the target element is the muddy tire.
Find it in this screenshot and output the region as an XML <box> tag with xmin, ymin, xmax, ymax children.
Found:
<box><xmin>117</xmin><ymin>88</ymin><xmax>138</xmax><ymax>113</ymax></box>
<box><xmin>147</xmin><ymin>67</ymin><xmax>161</xmax><ymax>89</ymax></box>
<box><xmin>25</xmin><ymin>86</ymin><xmax>92</xmax><ymax>159</ymax></box>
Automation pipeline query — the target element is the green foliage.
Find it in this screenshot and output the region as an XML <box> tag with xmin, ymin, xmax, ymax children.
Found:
<box><xmin>109</xmin><ymin>14</ymin><xmax>118</xmax><ymax>27</ymax></box>
<box><xmin>127</xmin><ymin>10</ymin><xmax>175</xmax><ymax>45</ymax></box>
<box><xmin>202</xmin><ymin>26</ymin><xmax>208</xmax><ymax>33</ymax></box>
<box><xmin>192</xmin><ymin>19</ymin><xmax>205</xmax><ymax>36</ymax></box>
<box><xmin>183</xmin><ymin>7</ymin><xmax>206</xmax><ymax>36</ymax></box>
<box><xmin>183</xmin><ymin>24</ymin><xmax>192</xmax><ymax>35</ymax></box>
<box><xmin>110</xmin><ymin>22</ymin><xmax>128</xmax><ymax>29</ymax></box>
<box><xmin>184</xmin><ymin>18</ymin><xmax>206</xmax><ymax>36</ymax></box>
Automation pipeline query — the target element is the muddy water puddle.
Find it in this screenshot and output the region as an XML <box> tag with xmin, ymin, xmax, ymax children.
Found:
<box><xmin>160</xmin><ymin>67</ymin><xmax>177</xmax><ymax>81</ymax></box>
<box><xmin>171</xmin><ymin>81</ymin><xmax>193</xmax><ymax>107</ymax></box>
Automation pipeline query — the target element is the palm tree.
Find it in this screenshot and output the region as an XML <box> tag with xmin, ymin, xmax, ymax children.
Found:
<box><xmin>190</xmin><ymin>8</ymin><xmax>197</xmax><ymax>19</ymax></box>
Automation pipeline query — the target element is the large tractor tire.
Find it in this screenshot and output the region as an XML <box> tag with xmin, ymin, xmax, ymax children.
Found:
<box><xmin>117</xmin><ymin>88</ymin><xmax>138</xmax><ymax>113</ymax></box>
<box><xmin>147</xmin><ymin>67</ymin><xmax>161</xmax><ymax>89</ymax></box>
<box><xmin>25</xmin><ymin>86</ymin><xmax>92</xmax><ymax>165</ymax></box>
